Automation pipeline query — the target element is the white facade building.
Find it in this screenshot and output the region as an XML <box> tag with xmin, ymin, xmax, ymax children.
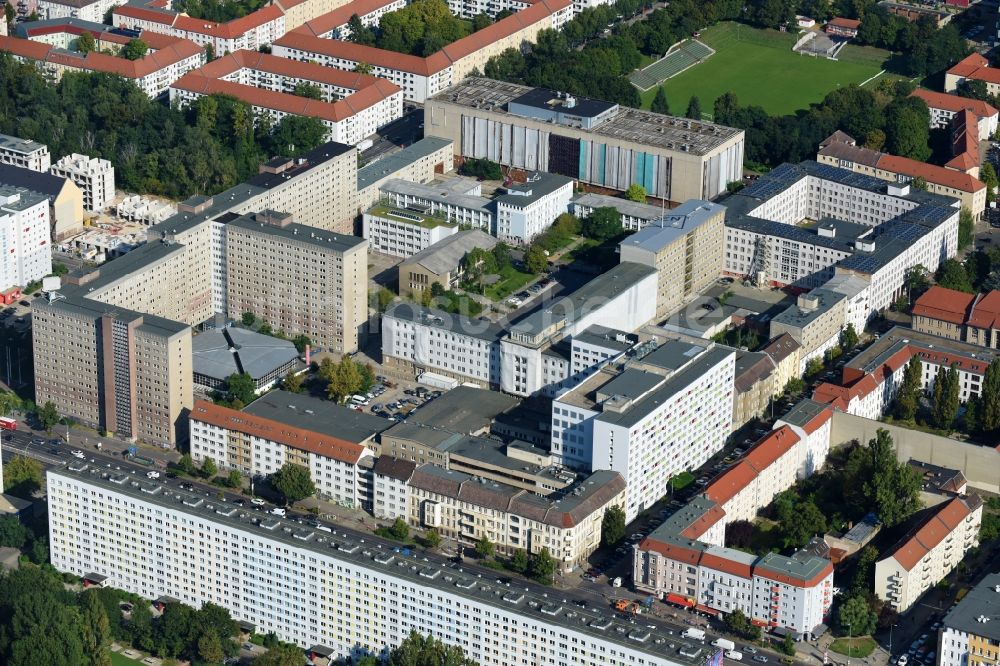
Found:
<box><xmin>37</xmin><ymin>0</ymin><xmax>124</xmax><ymax>23</ymax></box>
<box><xmin>48</xmin><ymin>463</ymin><xmax>716</xmax><ymax>666</ymax></box>
<box><xmin>362</xmin><ymin>209</ymin><xmax>459</xmax><ymax>258</ymax></box>
<box><xmin>0</xmin><ymin>133</ymin><xmax>51</xmax><ymax>172</ymax></box>
<box><xmin>493</xmin><ymin>173</ymin><xmax>574</xmax><ymax>244</ymax></box>
<box><xmin>937</xmin><ymin>573</ymin><xmax>1000</xmax><ymax>666</ymax></box>
<box><xmin>50</xmin><ymin>153</ymin><xmax>115</xmax><ymax>212</ymax></box>
<box><xmin>377</xmin><ymin>177</ymin><xmax>493</xmax><ymax>230</ymax></box>
<box><xmin>0</xmin><ymin>187</ymin><xmax>53</xmax><ymax>290</ymax></box>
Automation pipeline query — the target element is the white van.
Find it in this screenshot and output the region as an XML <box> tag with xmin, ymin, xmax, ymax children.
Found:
<box><xmin>725</xmin><ymin>651</ymin><xmax>743</xmax><ymax>661</ymax></box>
<box><xmin>350</xmin><ymin>394</ymin><xmax>369</xmax><ymax>406</ymax></box>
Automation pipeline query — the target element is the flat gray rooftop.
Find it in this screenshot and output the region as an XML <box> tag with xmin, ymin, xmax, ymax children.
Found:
<box><xmin>244</xmin><ymin>389</ymin><xmax>391</xmax><ymax>443</ymax></box>
<box><xmin>405</xmin><ymin>386</ymin><xmax>518</xmax><ymax>434</ymax></box>
<box><xmin>847</xmin><ymin>325</ymin><xmax>1000</xmax><ymax>376</ymax></box>
<box><xmin>52</xmin><ymin>463</ymin><xmax>709</xmax><ymax>665</ymax></box>
<box><xmin>771</xmin><ymin>289</ymin><xmax>846</xmax><ymax>330</ymax></box>
<box><xmin>191</xmin><ymin>327</ymin><xmax>298</xmax><ymax>382</ymax></box>
<box><xmin>619</xmin><ymin>200</ymin><xmax>724</xmax><ymax>254</ymax></box>
<box><xmin>379</xmin><ymin>177</ymin><xmax>490</xmax><ymax>211</ymax></box>
<box><xmin>778</xmin><ymin>398</ymin><xmax>829</xmax><ymax>430</ymax></box>
<box><xmin>0</xmin><ymin>132</ymin><xmax>47</xmax><ymax>154</ymax></box>
<box><xmin>401</xmin><ymin>229</ymin><xmax>497</xmax><ymax>275</ymax></box>
<box><xmin>571</xmin><ymin>193</ymin><xmax>665</xmax><ymax>221</ymax></box>
<box><xmin>942</xmin><ymin>575</ymin><xmax>1000</xmax><ymax>641</ymax></box>
<box><xmin>228</xmin><ymin>215</ymin><xmax>366</xmax><ymax>253</ymax></box>
<box><xmin>357</xmin><ymin>137</ymin><xmax>453</xmax><ymax>192</ymax></box>
<box><xmin>433</xmin><ymin>78</ymin><xmax>742</xmax><ymax>156</ymax></box>
<box><xmin>384</xmin><ymin>302</ymin><xmax>507</xmax><ymax>343</ymax></box>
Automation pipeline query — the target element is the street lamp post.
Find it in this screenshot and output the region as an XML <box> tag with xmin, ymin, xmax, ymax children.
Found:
<box><xmin>847</xmin><ymin>623</ymin><xmax>852</xmax><ymax>666</ymax></box>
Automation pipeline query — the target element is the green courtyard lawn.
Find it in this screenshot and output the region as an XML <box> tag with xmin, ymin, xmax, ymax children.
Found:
<box><xmin>484</xmin><ymin>264</ymin><xmax>536</xmax><ymax>302</ymax></box>
<box><xmin>829</xmin><ymin>636</ymin><xmax>877</xmax><ymax>658</ymax></box>
<box><xmin>110</xmin><ymin>652</ymin><xmax>141</xmax><ymax>666</ymax></box>
<box><xmin>640</xmin><ymin>22</ymin><xmax>888</xmax><ymax>117</ymax></box>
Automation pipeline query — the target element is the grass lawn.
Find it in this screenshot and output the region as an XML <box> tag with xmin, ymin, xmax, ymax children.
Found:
<box><xmin>749</xmin><ymin>518</ymin><xmax>783</xmax><ymax>555</ymax></box>
<box><xmin>110</xmin><ymin>652</ymin><xmax>141</xmax><ymax>666</ymax></box>
<box><xmin>670</xmin><ymin>471</ymin><xmax>696</xmax><ymax>491</ymax></box>
<box><xmin>484</xmin><ymin>264</ymin><xmax>536</xmax><ymax>301</ymax></box>
<box><xmin>829</xmin><ymin>637</ymin><xmax>877</xmax><ymax>658</ymax></box>
<box><xmin>640</xmin><ymin>22</ymin><xmax>887</xmax><ymax>116</ymax></box>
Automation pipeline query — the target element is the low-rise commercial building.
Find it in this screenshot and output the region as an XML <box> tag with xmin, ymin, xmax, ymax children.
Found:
<box><xmin>189</xmin><ymin>392</ymin><xmax>391</xmax><ymax>507</ymax></box>
<box><xmin>355</xmin><ymin>137</ymin><xmax>455</xmax><ymax>221</ymax></box>
<box><xmin>408</xmin><ymin>465</ymin><xmax>626</xmax><ymax>571</ymax></box>
<box><xmin>49</xmin><ymin>462</ymin><xmax>716</xmax><ymax>665</ymax></box>
<box><xmin>50</xmin><ymin>152</ymin><xmax>115</xmax><ymax>212</ymax></box>
<box><xmin>618</xmin><ymin>200</ymin><xmax>725</xmax><ymax>319</ymax></box>
<box><xmin>939</xmin><ymin>572</ymin><xmax>1000</xmax><ymax>666</ymax></box>
<box><xmin>424</xmin><ymin>78</ymin><xmax>744</xmax><ymax>202</ymax></box>
<box><xmin>169</xmin><ymin>50</ymin><xmax>403</xmax><ymax>146</ymax></box>
<box><xmin>191</xmin><ymin>326</ymin><xmax>299</xmax><ymax>392</ymax></box>
<box><xmin>362</xmin><ymin>207</ymin><xmax>459</xmax><ymax>258</ymax></box>
<box><xmin>0</xmin><ymin>132</ymin><xmax>50</xmax><ymax>172</ymax></box>
<box><xmin>493</xmin><ymin>172</ymin><xmax>574</xmax><ymax>243</ymax></box>
<box><xmin>571</xmin><ymin>192</ymin><xmax>666</xmax><ymax>231</ymax></box>
<box><xmin>396</xmin><ymin>230</ymin><xmax>497</xmax><ymax>298</ymax></box>
<box><xmin>874</xmin><ymin>495</ymin><xmax>983</xmax><ymax>612</ymax></box>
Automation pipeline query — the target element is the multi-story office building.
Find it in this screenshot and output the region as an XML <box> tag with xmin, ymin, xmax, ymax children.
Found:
<box><xmin>0</xmin><ymin>164</ymin><xmax>84</xmax><ymax>240</ymax></box>
<box><xmin>225</xmin><ymin>212</ymin><xmax>368</xmax><ymax>354</ymax></box>
<box><xmin>273</xmin><ymin>0</ymin><xmax>571</xmax><ymax>103</ymax></box>
<box><xmin>355</xmin><ymin>138</ymin><xmax>455</xmax><ymax>220</ymax></box>
<box><xmin>50</xmin><ymin>152</ymin><xmax>115</xmax><ymax>212</ymax></box>
<box><xmin>552</xmin><ymin>339</ymin><xmax>735</xmax><ymax>520</ymax></box>
<box><xmin>408</xmin><ymin>465</ymin><xmax>626</xmax><ymax>572</ymax></box>
<box><xmin>874</xmin><ymin>495</ymin><xmax>983</xmax><ymax>612</ymax></box>
<box><xmin>37</xmin><ymin>0</ymin><xmax>127</xmax><ymax>23</ymax></box>
<box><xmin>170</xmin><ymin>50</ymin><xmax>403</xmax><ymax>146</ymax></box>
<box><xmin>33</xmin><ymin>291</ymin><xmax>193</xmax><ymax>447</ymax></box>
<box><xmin>0</xmin><ymin>133</ymin><xmax>50</xmax><ymax>171</ymax></box>
<box><xmin>493</xmin><ymin>173</ymin><xmax>574</xmax><ymax>244</ymax></box>
<box><xmin>424</xmin><ymin>78</ymin><xmax>745</xmax><ymax>202</ymax></box>
<box><xmin>618</xmin><ymin>200</ymin><xmax>725</xmax><ymax>318</ymax></box>
<box><xmin>189</xmin><ymin>393</ymin><xmax>390</xmax><ymax>508</ymax></box>
<box><xmin>32</xmin><ymin>142</ymin><xmax>363</xmax><ymax>444</ymax></box>
<box><xmin>48</xmin><ymin>462</ymin><xmax>720</xmax><ymax>666</ymax></box>
<box><xmin>362</xmin><ymin>207</ymin><xmax>459</xmax><ymax>258</ymax></box>
<box><xmin>0</xmin><ymin>187</ymin><xmax>53</xmax><ymax>290</ymax></box>
<box><xmin>376</xmin><ymin>177</ymin><xmax>492</xmax><ymax>230</ymax></box>
<box><xmin>939</xmin><ymin>572</ymin><xmax>1000</xmax><ymax>666</ymax></box>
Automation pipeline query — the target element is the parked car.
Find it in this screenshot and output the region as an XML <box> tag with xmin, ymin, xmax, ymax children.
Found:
<box><xmin>251</xmin><ymin>498</ymin><xmax>266</xmax><ymax>506</ymax></box>
<box><xmin>752</xmin><ymin>656</ymin><xmax>768</xmax><ymax>663</ymax></box>
<box><xmin>71</xmin><ymin>449</ymin><xmax>85</xmax><ymax>459</ymax></box>
<box><xmin>146</xmin><ymin>471</ymin><xmax>160</xmax><ymax>479</ymax></box>
<box><xmin>270</xmin><ymin>507</ymin><xmax>286</xmax><ymax>516</ymax></box>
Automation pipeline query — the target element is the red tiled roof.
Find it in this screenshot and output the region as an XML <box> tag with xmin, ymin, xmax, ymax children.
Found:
<box><xmin>948</xmin><ymin>53</ymin><xmax>1000</xmax><ymax>86</ymax></box>
<box><xmin>913</xmin><ymin>286</ymin><xmax>976</xmax><ymax>325</ymax></box>
<box><xmin>876</xmin><ymin>153</ymin><xmax>986</xmax><ymax>193</ymax></box>
<box><xmin>113</xmin><ymin>4</ymin><xmax>176</xmax><ymax>25</ymax></box>
<box><xmin>754</xmin><ymin>559</ymin><xmax>834</xmax><ymax>587</ymax></box>
<box><xmin>801</xmin><ymin>407</ymin><xmax>833</xmax><ymax>435</ymax></box>
<box><xmin>191</xmin><ymin>399</ymin><xmax>366</xmax><ymax>464</ymax></box>
<box><xmin>704</xmin><ymin>461</ymin><xmax>757</xmax><ymax>505</ymax></box>
<box><xmin>294</xmin><ymin>0</ymin><xmax>399</xmax><ymax>37</ymax></box>
<box><xmin>275</xmin><ymin>0</ymin><xmax>569</xmax><ymax>75</ymax></box>
<box><xmin>888</xmin><ymin>496</ymin><xmax>976</xmax><ymax>571</ymax></box>
<box><xmin>911</xmin><ymin>89</ymin><xmax>998</xmax><ymax>119</ymax></box>
<box><xmin>679</xmin><ymin>504</ymin><xmax>726</xmax><ymax>539</ymax></box>
<box><xmin>968</xmin><ymin>290</ymin><xmax>1000</xmax><ymax>329</ymax></box>
<box><xmin>196</xmin><ymin>49</ymin><xmax>388</xmax><ymax>90</ymax></box>
<box><xmin>812</xmin><ymin>382</ymin><xmax>850</xmax><ymax>411</ymax></box>
<box><xmin>639</xmin><ymin>538</ymin><xmax>704</xmax><ymax>564</ymax></box>
<box><xmin>173</xmin><ymin>4</ymin><xmax>284</xmax><ymax>38</ymax></box>
<box><xmin>700</xmin><ymin>551</ymin><xmax>753</xmax><ymax>579</ymax></box>
<box><xmin>828</xmin><ymin>17</ymin><xmax>861</xmax><ymax>29</ymax></box>
<box><xmin>743</xmin><ymin>425</ymin><xmax>800</xmax><ymax>473</ymax></box>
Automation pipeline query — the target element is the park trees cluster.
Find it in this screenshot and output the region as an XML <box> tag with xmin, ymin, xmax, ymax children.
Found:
<box><xmin>373</xmin><ymin>0</ymin><xmax>470</xmax><ymax>56</ymax></box>
<box><xmin>173</xmin><ymin>0</ymin><xmax>270</xmax><ymax>21</ymax></box>
<box><xmin>318</xmin><ymin>355</ymin><xmax>375</xmax><ymax>402</ymax></box>
<box><xmin>0</xmin><ymin>54</ymin><xmax>327</xmax><ymax>200</ymax></box>
<box><xmin>270</xmin><ymin>462</ymin><xmax>316</xmax><ymax>504</ymax></box>
<box><xmin>843</xmin><ymin>429</ymin><xmax>921</xmax><ymax>527</ymax></box>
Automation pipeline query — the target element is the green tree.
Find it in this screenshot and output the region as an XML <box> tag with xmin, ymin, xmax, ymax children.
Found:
<box><xmin>509</xmin><ymin>548</ymin><xmax>529</xmax><ymax>573</ymax></box>
<box><xmin>685</xmin><ymin>95</ymin><xmax>702</xmax><ymax>119</ymax></box>
<box><xmin>581</xmin><ymin>207</ymin><xmax>622</xmax><ymax>241</ymax></box>
<box><xmin>780</xmin><ymin>634</ymin><xmax>796</xmax><ymax>656</ymax></box>
<box><xmin>375</xmin><ymin>287</ymin><xmax>395</xmax><ymax>313</ymax></box>
<box><xmin>784</xmin><ymin>377</ymin><xmax>807</xmax><ymax>396</ymax></box>
<box><xmin>291</xmin><ymin>334</ymin><xmax>312</xmax><ymax>353</ymax></box>
<box><xmin>347</xmin><ymin>14</ymin><xmax>377</xmax><ymax>45</ymax></box>
<box><xmin>472</xmin><ymin>12</ymin><xmax>492</xmax><ymax>30</ymax></box>
<box><xmin>423</xmin><ymin>528</ymin><xmax>441</xmax><ymax>549</ymax></box>
<box><xmin>894</xmin><ymin>355</ymin><xmax>923</xmax><ymax>421</ymax></box>
<box><xmin>254</xmin><ymin>644</ymin><xmax>307</xmax><ymax>666</ymax></box>
<box><xmin>863</xmin><ymin>429</ymin><xmax>921</xmax><ymax>527</ymax></box>
<box><xmin>241</xmin><ymin>312</ymin><xmax>257</xmax><ymax>327</ymax></box>
<box><xmin>460</xmin><ymin>158</ymin><xmax>502</xmax><ymax>180</ymax></box>
<box><xmin>981</xmin><ymin>359</ymin><xmax>1000</xmax><ymax>433</ymax></box>
<box><xmin>911</xmin><ymin>176</ymin><xmax>928</xmax><ymax>191</ymax></box>
<box><xmin>80</xmin><ymin>590</ymin><xmax>113</xmax><ymax>666</ymax></box>
<box><xmin>270</xmin><ymin>463</ymin><xmax>315</xmax><ymax>504</ymax></box>
<box><xmin>37</xmin><ymin>401</ymin><xmax>59</xmax><ymax>432</ymax></box>
<box><xmin>982</xmin><ymin>162</ymin><xmax>998</xmax><ymax>203</ymax></box>
<box><xmin>837</xmin><ymin>594</ymin><xmax>877</xmax><ymax>636</ymax></box>
<box><xmin>601</xmin><ymin>505</ymin><xmax>626</xmax><ymax>546</ymax></box>
<box><xmin>281</xmin><ymin>370</ymin><xmax>304</xmax><ymax>393</ymax></box>
<box><xmin>270</xmin><ymin>115</ymin><xmax>327</xmax><ymax>157</ymax></box>
<box><xmin>389</xmin><ymin>517</ymin><xmax>410</xmax><ymax>541</ymax></box>
<box><xmin>200</xmin><ymin>456</ymin><xmax>218</xmax><ymax>478</ymax></box>
<box><xmin>0</xmin><ymin>514</ymin><xmax>28</xmax><ymax>548</ymax></box>
<box><xmin>959</xmin><ymin>207</ymin><xmax>975</xmax><ymax>250</ymax></box>
<box><xmin>936</xmin><ymin>258</ymin><xmax>974</xmax><ymax>293</ymax></box>
<box><xmin>805</xmin><ymin>357</ymin><xmax>824</xmax><ymax>378</ymax></box>
<box><xmin>178</xmin><ymin>453</ymin><xmax>196</xmax><ymax>475</ymax></box>
<box><xmin>77</xmin><ymin>31</ymin><xmax>96</xmax><ymax>54</ymax></box>
<box><xmin>884</xmin><ymin>96</ymin><xmax>931</xmax><ymax>161</ymax></box>
<box><xmin>226</xmin><ymin>469</ymin><xmax>243</xmax><ymax>488</ymax></box>
<box><xmin>650</xmin><ymin>87</ymin><xmax>670</xmax><ymax>115</ymax></box>
<box><xmin>291</xmin><ymin>82</ymin><xmax>323</xmax><ymax>100</ymax></box>
<box><xmin>3</xmin><ymin>455</ymin><xmax>42</xmax><ymax>497</ymax></box>
<box><xmin>864</xmin><ymin>128</ymin><xmax>886</xmax><ymax>151</ymax></box>
<box><xmin>198</xmin><ymin>631</ymin><xmax>225</xmax><ymax>664</ymax></box>
<box><xmin>354</xmin><ymin>61</ymin><xmax>373</xmax><ymax>74</ymax></box>
<box><xmin>932</xmin><ymin>365</ymin><xmax>960</xmax><ymax>430</ymax></box>
<box><xmin>386</xmin><ymin>631</ymin><xmax>478</xmax><ymax>666</ymax></box>
<box><xmin>120</xmin><ymin>38</ymin><xmax>149</xmax><ymax>61</ymax></box>
<box><xmin>624</xmin><ymin>183</ymin><xmax>647</xmax><ymax>202</ymax></box>
<box><xmin>223</xmin><ymin>372</ymin><xmax>256</xmax><ymax>406</ymax></box>
<box><xmin>204</xmin><ymin>43</ymin><xmax>215</xmax><ymax>61</ymax></box>
<box><xmin>777</xmin><ymin>495</ymin><xmax>827</xmax><ymax>549</ymax></box>
<box><xmin>359</xmin><ymin>363</ymin><xmax>375</xmax><ymax>393</ymax></box>
<box><xmin>525</xmin><ymin>244</ymin><xmax>548</xmax><ymax>274</ymax></box>
<box><xmin>474</xmin><ymin>535</ymin><xmax>495</xmax><ymax>559</ymax></box>
<box><xmin>839</xmin><ymin>323</ymin><xmax>860</xmax><ymax>352</ymax></box>
<box><xmin>850</xmin><ymin>545</ymin><xmax>880</xmax><ymax>594</ymax></box>
<box><xmin>492</xmin><ymin>242</ymin><xmax>512</xmax><ymax>270</ymax></box>
<box><xmin>529</xmin><ymin>546</ymin><xmax>556</xmax><ymax>585</ymax></box>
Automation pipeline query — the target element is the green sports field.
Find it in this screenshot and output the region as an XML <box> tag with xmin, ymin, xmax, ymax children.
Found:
<box><xmin>640</xmin><ymin>23</ymin><xmax>888</xmax><ymax>117</ymax></box>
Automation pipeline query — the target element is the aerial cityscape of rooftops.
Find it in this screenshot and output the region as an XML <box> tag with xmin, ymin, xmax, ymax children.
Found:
<box><xmin>3</xmin><ymin>0</ymin><xmax>1000</xmax><ymax>663</ymax></box>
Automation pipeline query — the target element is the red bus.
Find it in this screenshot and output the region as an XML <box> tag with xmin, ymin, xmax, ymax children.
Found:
<box><xmin>0</xmin><ymin>417</ymin><xmax>16</xmax><ymax>431</ymax></box>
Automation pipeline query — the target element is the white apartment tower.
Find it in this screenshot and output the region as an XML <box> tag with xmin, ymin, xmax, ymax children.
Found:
<box><xmin>0</xmin><ymin>187</ymin><xmax>53</xmax><ymax>290</ymax></box>
<box><xmin>0</xmin><ymin>133</ymin><xmax>51</xmax><ymax>172</ymax></box>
